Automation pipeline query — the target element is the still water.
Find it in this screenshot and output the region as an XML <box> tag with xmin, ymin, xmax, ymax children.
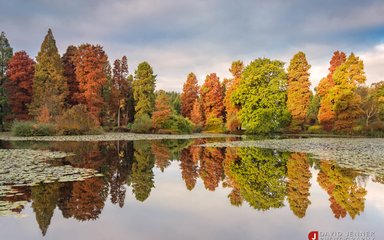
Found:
<box><xmin>0</xmin><ymin>138</ymin><xmax>383</xmax><ymax>240</ymax></box>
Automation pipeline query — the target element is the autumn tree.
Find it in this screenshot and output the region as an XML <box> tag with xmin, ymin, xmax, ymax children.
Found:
<box><xmin>224</xmin><ymin>60</ymin><xmax>244</xmax><ymax>132</ymax></box>
<box><xmin>200</xmin><ymin>73</ymin><xmax>224</xmax><ymax>122</ymax></box>
<box><xmin>357</xmin><ymin>85</ymin><xmax>381</xmax><ymax>127</ymax></box>
<box><xmin>287</xmin><ymin>153</ymin><xmax>311</xmax><ymax>218</ymax></box>
<box><xmin>232</xmin><ymin>58</ymin><xmax>290</xmax><ymax>134</ymax></box>
<box><xmin>111</xmin><ymin>56</ymin><xmax>134</xmax><ymax>127</ymax></box>
<box><xmin>152</xmin><ymin>90</ymin><xmax>172</xmax><ymax>130</ymax></box>
<box><xmin>132</xmin><ymin>62</ymin><xmax>156</xmax><ymax>119</ymax></box>
<box><xmin>287</xmin><ymin>52</ymin><xmax>311</xmax><ymax>131</ymax></box>
<box><xmin>30</xmin><ymin>29</ymin><xmax>67</xmax><ymax>118</ymax></box>
<box><xmin>0</xmin><ymin>31</ymin><xmax>13</xmax><ymax>129</ymax></box>
<box><xmin>190</xmin><ymin>98</ymin><xmax>204</xmax><ymax>127</ymax></box>
<box><xmin>62</xmin><ymin>45</ymin><xmax>79</xmax><ymax>106</ymax></box>
<box><xmin>74</xmin><ymin>44</ymin><xmax>109</xmax><ymax>121</ymax></box>
<box><xmin>5</xmin><ymin>51</ymin><xmax>35</xmax><ymax>120</ymax></box>
<box><xmin>181</xmin><ymin>72</ymin><xmax>199</xmax><ymax>119</ymax></box>
<box><xmin>332</xmin><ymin>53</ymin><xmax>366</xmax><ymax>131</ymax></box>
<box><xmin>317</xmin><ymin>51</ymin><xmax>346</xmax><ymax>130</ymax></box>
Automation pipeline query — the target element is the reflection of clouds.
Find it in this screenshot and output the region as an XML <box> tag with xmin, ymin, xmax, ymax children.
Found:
<box><xmin>365</xmin><ymin>180</ymin><xmax>384</xmax><ymax>214</ymax></box>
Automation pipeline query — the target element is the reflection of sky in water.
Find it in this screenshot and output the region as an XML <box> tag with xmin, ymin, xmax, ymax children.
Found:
<box><xmin>1</xmin><ymin>160</ymin><xmax>383</xmax><ymax>240</ymax></box>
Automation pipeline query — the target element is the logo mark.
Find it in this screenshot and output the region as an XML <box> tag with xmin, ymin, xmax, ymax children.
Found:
<box><xmin>308</xmin><ymin>231</ymin><xmax>319</xmax><ymax>240</ymax></box>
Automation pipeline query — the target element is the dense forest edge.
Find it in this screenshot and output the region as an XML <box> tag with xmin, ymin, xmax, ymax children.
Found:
<box><xmin>1</xmin><ymin>29</ymin><xmax>383</xmax><ymax>137</ymax></box>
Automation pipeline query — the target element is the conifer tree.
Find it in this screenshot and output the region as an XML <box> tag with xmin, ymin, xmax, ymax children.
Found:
<box><xmin>5</xmin><ymin>51</ymin><xmax>35</xmax><ymax>120</ymax></box>
<box><xmin>287</xmin><ymin>52</ymin><xmax>311</xmax><ymax>131</ymax></box>
<box><xmin>0</xmin><ymin>31</ymin><xmax>13</xmax><ymax>129</ymax></box>
<box><xmin>30</xmin><ymin>29</ymin><xmax>67</xmax><ymax>118</ymax></box>
<box><xmin>317</xmin><ymin>51</ymin><xmax>346</xmax><ymax>130</ymax></box>
<box><xmin>190</xmin><ymin>98</ymin><xmax>204</xmax><ymax>127</ymax></box>
<box><xmin>180</xmin><ymin>72</ymin><xmax>199</xmax><ymax>119</ymax></box>
<box><xmin>152</xmin><ymin>91</ymin><xmax>172</xmax><ymax>129</ymax></box>
<box><xmin>132</xmin><ymin>61</ymin><xmax>156</xmax><ymax>118</ymax></box>
<box><xmin>332</xmin><ymin>53</ymin><xmax>366</xmax><ymax>131</ymax></box>
<box><xmin>62</xmin><ymin>45</ymin><xmax>79</xmax><ymax>106</ymax></box>
<box><xmin>224</xmin><ymin>60</ymin><xmax>244</xmax><ymax>132</ymax></box>
<box><xmin>74</xmin><ymin>44</ymin><xmax>109</xmax><ymax>121</ymax></box>
<box><xmin>200</xmin><ymin>73</ymin><xmax>224</xmax><ymax>120</ymax></box>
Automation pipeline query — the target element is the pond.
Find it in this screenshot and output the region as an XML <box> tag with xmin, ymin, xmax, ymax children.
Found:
<box><xmin>0</xmin><ymin>137</ymin><xmax>383</xmax><ymax>240</ymax></box>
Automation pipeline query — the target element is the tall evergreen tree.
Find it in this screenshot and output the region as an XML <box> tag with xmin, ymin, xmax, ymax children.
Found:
<box><xmin>74</xmin><ymin>44</ymin><xmax>109</xmax><ymax>121</ymax></box>
<box><xmin>30</xmin><ymin>29</ymin><xmax>67</xmax><ymax>118</ymax></box>
<box><xmin>62</xmin><ymin>45</ymin><xmax>79</xmax><ymax>106</ymax></box>
<box><xmin>180</xmin><ymin>72</ymin><xmax>199</xmax><ymax>119</ymax></box>
<box><xmin>287</xmin><ymin>52</ymin><xmax>311</xmax><ymax>131</ymax></box>
<box><xmin>132</xmin><ymin>61</ymin><xmax>156</xmax><ymax>118</ymax></box>
<box><xmin>5</xmin><ymin>51</ymin><xmax>35</xmax><ymax>120</ymax></box>
<box><xmin>0</xmin><ymin>31</ymin><xmax>13</xmax><ymax>129</ymax></box>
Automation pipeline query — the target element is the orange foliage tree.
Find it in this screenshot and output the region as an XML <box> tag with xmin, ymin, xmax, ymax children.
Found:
<box><xmin>5</xmin><ymin>51</ymin><xmax>35</xmax><ymax>120</ymax></box>
<box><xmin>224</xmin><ymin>61</ymin><xmax>244</xmax><ymax>132</ymax></box>
<box><xmin>74</xmin><ymin>44</ymin><xmax>109</xmax><ymax>122</ymax></box>
<box><xmin>200</xmin><ymin>73</ymin><xmax>224</xmax><ymax>122</ymax></box>
<box><xmin>287</xmin><ymin>52</ymin><xmax>311</xmax><ymax>131</ymax></box>
<box><xmin>180</xmin><ymin>72</ymin><xmax>199</xmax><ymax>119</ymax></box>
<box><xmin>317</xmin><ymin>51</ymin><xmax>346</xmax><ymax>131</ymax></box>
<box><xmin>152</xmin><ymin>91</ymin><xmax>172</xmax><ymax>130</ymax></box>
<box><xmin>190</xmin><ymin>98</ymin><xmax>204</xmax><ymax>127</ymax></box>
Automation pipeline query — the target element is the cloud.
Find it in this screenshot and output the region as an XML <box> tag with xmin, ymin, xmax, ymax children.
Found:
<box><xmin>1</xmin><ymin>0</ymin><xmax>383</xmax><ymax>91</ymax></box>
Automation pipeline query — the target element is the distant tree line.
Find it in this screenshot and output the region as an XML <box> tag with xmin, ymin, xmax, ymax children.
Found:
<box><xmin>1</xmin><ymin>29</ymin><xmax>383</xmax><ymax>135</ymax></box>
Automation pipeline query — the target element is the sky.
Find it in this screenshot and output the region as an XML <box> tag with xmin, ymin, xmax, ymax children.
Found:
<box><xmin>1</xmin><ymin>0</ymin><xmax>384</xmax><ymax>92</ymax></box>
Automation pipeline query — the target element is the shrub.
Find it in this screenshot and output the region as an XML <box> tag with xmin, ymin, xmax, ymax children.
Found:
<box><xmin>11</xmin><ymin>121</ymin><xmax>57</xmax><ymax>136</ymax></box>
<box><xmin>226</xmin><ymin>115</ymin><xmax>241</xmax><ymax>133</ymax></box>
<box><xmin>11</xmin><ymin>121</ymin><xmax>34</xmax><ymax>136</ymax></box>
<box><xmin>169</xmin><ymin>115</ymin><xmax>193</xmax><ymax>134</ymax></box>
<box><xmin>307</xmin><ymin>125</ymin><xmax>324</xmax><ymax>134</ymax></box>
<box><xmin>131</xmin><ymin>114</ymin><xmax>152</xmax><ymax>133</ymax></box>
<box><xmin>204</xmin><ymin>115</ymin><xmax>224</xmax><ymax>133</ymax></box>
<box><xmin>56</xmin><ymin>105</ymin><xmax>101</xmax><ymax>135</ymax></box>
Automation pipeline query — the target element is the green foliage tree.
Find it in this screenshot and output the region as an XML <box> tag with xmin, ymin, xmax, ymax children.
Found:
<box><xmin>287</xmin><ymin>52</ymin><xmax>311</xmax><ymax>131</ymax></box>
<box><xmin>232</xmin><ymin>58</ymin><xmax>290</xmax><ymax>134</ymax></box>
<box><xmin>30</xmin><ymin>29</ymin><xmax>67</xmax><ymax>118</ymax></box>
<box><xmin>0</xmin><ymin>31</ymin><xmax>13</xmax><ymax>129</ymax></box>
<box><xmin>132</xmin><ymin>61</ymin><xmax>156</xmax><ymax>119</ymax></box>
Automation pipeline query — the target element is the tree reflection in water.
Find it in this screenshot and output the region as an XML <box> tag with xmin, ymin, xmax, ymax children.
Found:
<box><xmin>1</xmin><ymin>139</ymin><xmax>374</xmax><ymax>236</ymax></box>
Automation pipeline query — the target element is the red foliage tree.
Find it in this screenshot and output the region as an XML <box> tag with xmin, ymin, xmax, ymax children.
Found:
<box><xmin>181</xmin><ymin>72</ymin><xmax>199</xmax><ymax>119</ymax></box>
<box><xmin>5</xmin><ymin>51</ymin><xmax>35</xmax><ymax>120</ymax></box>
<box><xmin>200</xmin><ymin>73</ymin><xmax>224</xmax><ymax>122</ymax></box>
<box><xmin>74</xmin><ymin>44</ymin><xmax>108</xmax><ymax>121</ymax></box>
<box><xmin>62</xmin><ymin>45</ymin><xmax>79</xmax><ymax>106</ymax></box>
